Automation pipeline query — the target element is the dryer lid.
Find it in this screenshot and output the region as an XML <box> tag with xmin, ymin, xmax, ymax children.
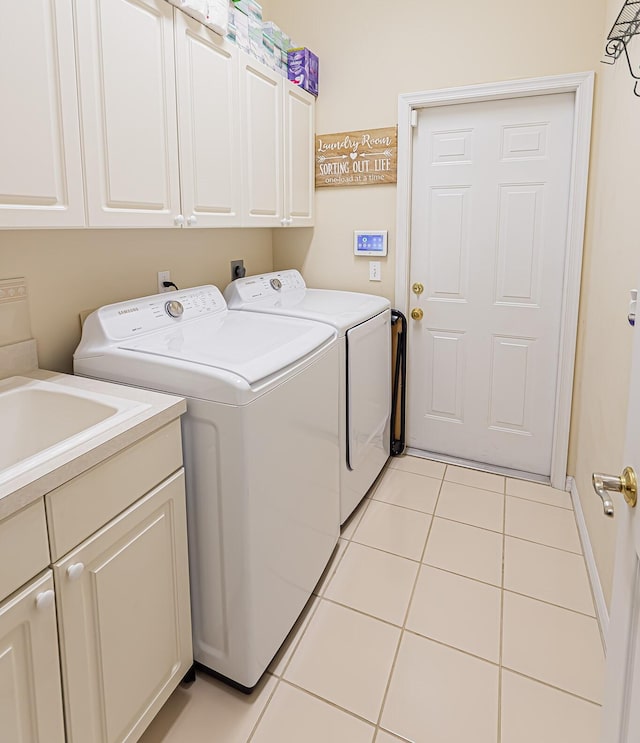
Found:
<box><xmin>118</xmin><ymin>311</ymin><xmax>336</xmax><ymax>385</ymax></box>
<box><xmin>225</xmin><ymin>271</ymin><xmax>390</xmax><ymax>333</ymax></box>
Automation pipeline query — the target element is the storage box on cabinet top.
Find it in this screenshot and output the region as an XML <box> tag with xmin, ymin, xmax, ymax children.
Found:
<box><xmin>288</xmin><ymin>48</ymin><xmax>319</xmax><ymax>96</ymax></box>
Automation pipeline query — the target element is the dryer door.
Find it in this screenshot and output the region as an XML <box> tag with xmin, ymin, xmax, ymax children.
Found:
<box><xmin>346</xmin><ymin>310</ymin><xmax>391</xmax><ymax>472</ymax></box>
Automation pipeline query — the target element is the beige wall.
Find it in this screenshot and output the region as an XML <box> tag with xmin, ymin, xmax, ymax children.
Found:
<box><xmin>0</xmin><ymin>229</ymin><xmax>273</xmax><ymax>373</ymax></box>
<box><xmin>266</xmin><ymin>0</ymin><xmax>604</xmax><ymax>298</ymax></box>
<box><xmin>265</xmin><ymin>0</ymin><xmax>638</xmax><ymax>610</ymax></box>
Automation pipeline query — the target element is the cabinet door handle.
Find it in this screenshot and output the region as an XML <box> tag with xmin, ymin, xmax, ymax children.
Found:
<box><xmin>187</xmin><ymin>214</ymin><xmax>198</xmax><ymax>226</ymax></box>
<box><xmin>66</xmin><ymin>563</ymin><xmax>85</xmax><ymax>581</ymax></box>
<box><xmin>280</xmin><ymin>218</ymin><xmax>287</xmax><ymax>227</ymax></box>
<box><xmin>35</xmin><ymin>590</ymin><xmax>55</xmax><ymax>610</ymax></box>
<box><xmin>174</xmin><ymin>214</ymin><xmax>185</xmax><ymax>227</ymax></box>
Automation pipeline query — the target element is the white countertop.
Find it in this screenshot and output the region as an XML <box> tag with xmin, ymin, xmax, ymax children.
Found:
<box><xmin>0</xmin><ymin>370</ymin><xmax>186</xmax><ymax>521</ymax></box>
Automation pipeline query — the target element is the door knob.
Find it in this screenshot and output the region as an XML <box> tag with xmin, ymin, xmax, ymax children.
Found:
<box><xmin>412</xmin><ymin>282</ymin><xmax>424</xmax><ymax>295</ymax></box>
<box><xmin>592</xmin><ymin>466</ymin><xmax>638</xmax><ymax>517</ymax></box>
<box><xmin>411</xmin><ymin>308</ymin><xmax>424</xmax><ymax>321</ymax></box>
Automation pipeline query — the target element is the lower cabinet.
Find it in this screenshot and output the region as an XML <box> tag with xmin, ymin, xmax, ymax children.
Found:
<box><xmin>55</xmin><ymin>470</ymin><xmax>191</xmax><ymax>743</ymax></box>
<box><xmin>0</xmin><ymin>418</ymin><xmax>192</xmax><ymax>742</ymax></box>
<box><xmin>0</xmin><ymin>572</ymin><xmax>66</xmax><ymax>743</ymax></box>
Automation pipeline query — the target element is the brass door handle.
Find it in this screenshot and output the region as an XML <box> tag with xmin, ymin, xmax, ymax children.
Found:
<box><xmin>592</xmin><ymin>466</ymin><xmax>638</xmax><ymax>517</ymax></box>
<box><xmin>411</xmin><ymin>308</ymin><xmax>424</xmax><ymax>321</ymax></box>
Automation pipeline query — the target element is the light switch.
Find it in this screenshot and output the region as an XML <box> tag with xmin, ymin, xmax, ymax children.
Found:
<box><xmin>369</xmin><ymin>262</ymin><xmax>381</xmax><ymax>281</ymax></box>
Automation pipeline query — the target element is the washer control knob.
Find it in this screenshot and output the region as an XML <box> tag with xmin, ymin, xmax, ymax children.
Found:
<box><xmin>165</xmin><ymin>300</ymin><xmax>184</xmax><ymax>318</ymax></box>
<box><xmin>270</xmin><ymin>278</ymin><xmax>282</xmax><ymax>291</ymax></box>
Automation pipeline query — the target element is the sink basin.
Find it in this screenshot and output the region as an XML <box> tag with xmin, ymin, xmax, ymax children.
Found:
<box><xmin>0</xmin><ymin>377</ymin><xmax>150</xmax><ymax>487</ymax></box>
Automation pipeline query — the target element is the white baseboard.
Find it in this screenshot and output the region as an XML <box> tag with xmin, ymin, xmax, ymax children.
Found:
<box><xmin>567</xmin><ymin>476</ymin><xmax>609</xmax><ymax>650</ymax></box>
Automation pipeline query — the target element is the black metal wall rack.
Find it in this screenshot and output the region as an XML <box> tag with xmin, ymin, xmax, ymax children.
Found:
<box><xmin>603</xmin><ymin>0</ymin><xmax>640</xmax><ymax>96</ymax></box>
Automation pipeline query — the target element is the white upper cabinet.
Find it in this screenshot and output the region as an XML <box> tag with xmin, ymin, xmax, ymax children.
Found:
<box><xmin>284</xmin><ymin>84</ymin><xmax>315</xmax><ymax>227</ymax></box>
<box><xmin>240</xmin><ymin>52</ymin><xmax>315</xmax><ymax>228</ymax></box>
<box><xmin>75</xmin><ymin>0</ymin><xmax>182</xmax><ymax>227</ymax></box>
<box><xmin>240</xmin><ymin>53</ymin><xmax>285</xmax><ymax>227</ymax></box>
<box><xmin>174</xmin><ymin>12</ymin><xmax>243</xmax><ymax>227</ymax></box>
<box><xmin>0</xmin><ymin>0</ymin><xmax>85</xmax><ymax>227</ymax></box>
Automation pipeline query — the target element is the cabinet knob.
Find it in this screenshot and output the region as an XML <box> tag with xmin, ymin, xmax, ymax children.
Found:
<box><xmin>286</xmin><ymin>218</ymin><xmax>293</xmax><ymax>226</ymax></box>
<box><xmin>35</xmin><ymin>590</ymin><xmax>55</xmax><ymax>611</ymax></box>
<box><xmin>280</xmin><ymin>218</ymin><xmax>287</xmax><ymax>227</ymax></box>
<box><xmin>174</xmin><ymin>214</ymin><xmax>186</xmax><ymax>227</ymax></box>
<box><xmin>66</xmin><ymin>563</ymin><xmax>85</xmax><ymax>581</ymax></box>
<box><xmin>187</xmin><ymin>214</ymin><xmax>198</xmax><ymax>227</ymax></box>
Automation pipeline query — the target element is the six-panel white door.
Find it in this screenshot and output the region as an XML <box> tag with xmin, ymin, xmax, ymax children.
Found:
<box><xmin>407</xmin><ymin>93</ymin><xmax>574</xmax><ymax>476</ymax></box>
<box><xmin>0</xmin><ymin>0</ymin><xmax>85</xmax><ymax>227</ymax></box>
<box><xmin>174</xmin><ymin>11</ymin><xmax>243</xmax><ymax>227</ymax></box>
<box><xmin>0</xmin><ymin>572</ymin><xmax>66</xmax><ymax>743</ymax></box>
<box><xmin>75</xmin><ymin>0</ymin><xmax>181</xmax><ymax>227</ymax></box>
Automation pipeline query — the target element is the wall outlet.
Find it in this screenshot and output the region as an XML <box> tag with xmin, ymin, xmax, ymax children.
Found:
<box><xmin>369</xmin><ymin>261</ymin><xmax>381</xmax><ymax>281</ymax></box>
<box><xmin>230</xmin><ymin>259</ymin><xmax>246</xmax><ymax>282</ymax></box>
<box><xmin>157</xmin><ymin>270</ymin><xmax>171</xmax><ymax>293</ymax></box>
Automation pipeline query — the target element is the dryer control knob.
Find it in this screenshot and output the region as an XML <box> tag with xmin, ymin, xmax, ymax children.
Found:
<box><xmin>165</xmin><ymin>300</ymin><xmax>184</xmax><ymax>318</ymax></box>
<box><xmin>270</xmin><ymin>278</ymin><xmax>282</xmax><ymax>291</ymax></box>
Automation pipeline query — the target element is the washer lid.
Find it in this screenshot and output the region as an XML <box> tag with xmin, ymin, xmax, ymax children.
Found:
<box><xmin>118</xmin><ymin>311</ymin><xmax>335</xmax><ymax>385</ymax></box>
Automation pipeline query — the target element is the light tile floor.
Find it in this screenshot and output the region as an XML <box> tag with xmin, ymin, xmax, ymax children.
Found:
<box><xmin>140</xmin><ymin>456</ymin><xmax>605</xmax><ymax>743</ymax></box>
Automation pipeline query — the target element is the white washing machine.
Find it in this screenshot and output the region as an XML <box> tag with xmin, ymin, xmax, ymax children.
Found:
<box><xmin>225</xmin><ymin>270</ymin><xmax>391</xmax><ymax>523</ymax></box>
<box><xmin>74</xmin><ymin>285</ymin><xmax>340</xmax><ymax>692</ymax></box>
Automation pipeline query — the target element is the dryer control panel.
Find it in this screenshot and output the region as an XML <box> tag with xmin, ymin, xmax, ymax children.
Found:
<box><xmin>225</xmin><ymin>270</ymin><xmax>306</xmax><ymax>305</ymax></box>
<box><xmin>85</xmin><ymin>286</ymin><xmax>227</xmax><ymax>341</ymax></box>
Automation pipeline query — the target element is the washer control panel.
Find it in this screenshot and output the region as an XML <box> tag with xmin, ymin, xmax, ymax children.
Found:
<box><xmin>93</xmin><ymin>286</ymin><xmax>227</xmax><ymax>339</ymax></box>
<box><xmin>227</xmin><ymin>270</ymin><xmax>306</xmax><ymax>305</ymax></box>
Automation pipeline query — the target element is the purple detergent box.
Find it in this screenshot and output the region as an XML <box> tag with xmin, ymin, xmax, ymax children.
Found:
<box><xmin>287</xmin><ymin>48</ymin><xmax>318</xmax><ymax>97</ymax></box>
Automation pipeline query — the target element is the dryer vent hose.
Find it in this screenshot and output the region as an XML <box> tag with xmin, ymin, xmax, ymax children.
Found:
<box><xmin>390</xmin><ymin>309</ymin><xmax>407</xmax><ymax>456</ymax></box>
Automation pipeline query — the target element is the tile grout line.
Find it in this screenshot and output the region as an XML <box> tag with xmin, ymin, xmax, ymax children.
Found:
<box><xmin>501</xmin><ymin>587</ymin><xmax>599</xmax><ymax>621</ymax></box>
<box><xmin>498</xmin><ymin>475</ymin><xmax>507</xmax><ymax>743</ymax></box>
<box><xmin>373</xmin><ymin>473</ymin><xmax>446</xmax><ymax>735</ymax></box>
<box><xmin>274</xmin><ymin>678</ymin><xmax>381</xmax><ymax>731</ymax></box>
<box><xmin>497</xmin><ymin>665</ymin><xmax>604</xmax><ymax>707</ymax></box>
<box><xmin>244</xmin><ymin>673</ymin><xmax>283</xmax><ymax>743</ymax></box>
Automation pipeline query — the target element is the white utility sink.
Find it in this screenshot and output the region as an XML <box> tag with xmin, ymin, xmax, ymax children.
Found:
<box><xmin>0</xmin><ymin>376</ymin><xmax>149</xmax><ymax>487</ymax></box>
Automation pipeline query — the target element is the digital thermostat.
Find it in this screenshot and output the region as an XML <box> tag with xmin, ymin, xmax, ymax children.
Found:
<box><xmin>354</xmin><ymin>230</ymin><xmax>388</xmax><ymax>257</ymax></box>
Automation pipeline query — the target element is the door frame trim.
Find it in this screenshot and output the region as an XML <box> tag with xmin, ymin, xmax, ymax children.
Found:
<box><xmin>395</xmin><ymin>72</ymin><xmax>594</xmax><ymax>489</ymax></box>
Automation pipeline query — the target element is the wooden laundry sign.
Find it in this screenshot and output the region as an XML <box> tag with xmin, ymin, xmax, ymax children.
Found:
<box><xmin>315</xmin><ymin>126</ymin><xmax>398</xmax><ymax>188</ymax></box>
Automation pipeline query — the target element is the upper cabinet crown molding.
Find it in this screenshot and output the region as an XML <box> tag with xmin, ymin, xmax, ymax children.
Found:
<box><xmin>0</xmin><ymin>0</ymin><xmax>85</xmax><ymax>227</ymax></box>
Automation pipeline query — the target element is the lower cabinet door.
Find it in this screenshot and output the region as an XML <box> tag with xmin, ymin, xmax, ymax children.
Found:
<box><xmin>0</xmin><ymin>571</ymin><xmax>66</xmax><ymax>743</ymax></box>
<box><xmin>54</xmin><ymin>469</ymin><xmax>192</xmax><ymax>743</ymax></box>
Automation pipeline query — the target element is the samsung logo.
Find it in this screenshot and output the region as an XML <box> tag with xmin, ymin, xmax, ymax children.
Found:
<box><xmin>117</xmin><ymin>307</ymin><xmax>139</xmax><ymax>315</ymax></box>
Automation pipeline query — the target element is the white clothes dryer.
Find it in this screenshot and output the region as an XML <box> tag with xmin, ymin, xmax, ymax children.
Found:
<box><xmin>74</xmin><ymin>285</ymin><xmax>340</xmax><ymax>692</ymax></box>
<box><xmin>224</xmin><ymin>270</ymin><xmax>391</xmax><ymax>523</ymax></box>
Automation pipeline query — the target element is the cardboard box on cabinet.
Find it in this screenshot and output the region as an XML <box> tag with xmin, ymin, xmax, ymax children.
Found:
<box><xmin>288</xmin><ymin>48</ymin><xmax>319</xmax><ymax>97</ymax></box>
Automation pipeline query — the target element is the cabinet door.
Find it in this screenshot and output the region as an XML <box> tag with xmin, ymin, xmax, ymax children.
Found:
<box><xmin>284</xmin><ymin>83</ymin><xmax>315</xmax><ymax>227</ymax></box>
<box><xmin>0</xmin><ymin>572</ymin><xmax>66</xmax><ymax>743</ymax></box>
<box><xmin>75</xmin><ymin>0</ymin><xmax>181</xmax><ymax>227</ymax></box>
<box><xmin>55</xmin><ymin>470</ymin><xmax>192</xmax><ymax>743</ymax></box>
<box><xmin>0</xmin><ymin>0</ymin><xmax>84</xmax><ymax>227</ymax></box>
<box><xmin>175</xmin><ymin>11</ymin><xmax>242</xmax><ymax>227</ymax></box>
<box><xmin>240</xmin><ymin>52</ymin><xmax>285</xmax><ymax>227</ymax></box>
